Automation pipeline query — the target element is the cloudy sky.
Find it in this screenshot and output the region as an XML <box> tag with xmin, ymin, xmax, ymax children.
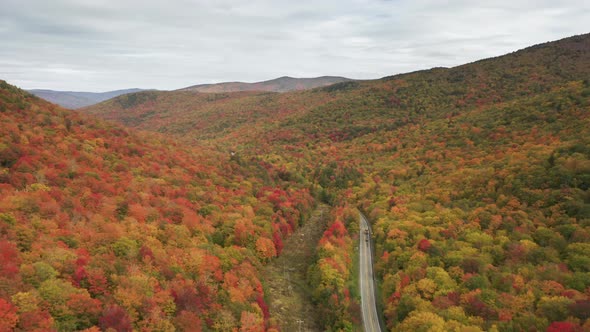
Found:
<box><xmin>1</xmin><ymin>0</ymin><xmax>589</xmax><ymax>91</ymax></box>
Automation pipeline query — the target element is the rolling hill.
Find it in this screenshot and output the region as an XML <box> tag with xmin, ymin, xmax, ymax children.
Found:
<box><xmin>27</xmin><ymin>88</ymin><xmax>145</xmax><ymax>109</ymax></box>
<box><xmin>178</xmin><ymin>75</ymin><xmax>352</xmax><ymax>93</ymax></box>
<box><xmin>82</xmin><ymin>33</ymin><xmax>590</xmax><ymax>331</ymax></box>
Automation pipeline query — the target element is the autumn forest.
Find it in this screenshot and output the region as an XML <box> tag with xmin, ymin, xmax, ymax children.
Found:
<box><xmin>1</xmin><ymin>33</ymin><xmax>590</xmax><ymax>331</ymax></box>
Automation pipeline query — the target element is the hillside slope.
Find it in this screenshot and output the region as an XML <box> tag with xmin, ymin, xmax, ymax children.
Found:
<box><xmin>84</xmin><ymin>34</ymin><xmax>590</xmax><ymax>148</ymax></box>
<box><xmin>0</xmin><ymin>81</ymin><xmax>315</xmax><ymax>331</ymax></box>
<box><xmin>28</xmin><ymin>88</ymin><xmax>145</xmax><ymax>109</ymax></box>
<box><xmin>83</xmin><ymin>33</ymin><xmax>590</xmax><ymax>331</ymax></box>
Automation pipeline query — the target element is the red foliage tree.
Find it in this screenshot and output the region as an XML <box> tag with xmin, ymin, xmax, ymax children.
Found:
<box><xmin>417</xmin><ymin>239</ymin><xmax>432</xmax><ymax>252</ymax></box>
<box><xmin>272</xmin><ymin>230</ymin><xmax>284</xmax><ymax>255</ymax></box>
<box><xmin>87</xmin><ymin>269</ymin><xmax>109</xmax><ymax>297</ymax></box>
<box><xmin>0</xmin><ymin>298</ymin><xmax>18</xmax><ymax>331</ymax></box>
<box><xmin>99</xmin><ymin>305</ymin><xmax>133</xmax><ymax>332</ymax></box>
<box><xmin>171</xmin><ymin>281</ymin><xmax>211</xmax><ymax>314</ymax></box>
<box><xmin>0</xmin><ymin>240</ymin><xmax>20</xmax><ymax>278</ymax></box>
<box><xmin>139</xmin><ymin>245</ymin><xmax>155</xmax><ymax>262</ymax></box>
<box><xmin>465</xmin><ymin>297</ymin><xmax>498</xmax><ymax>320</ymax></box>
<box><xmin>175</xmin><ymin>310</ymin><xmax>203</xmax><ymax>332</ymax></box>
<box><xmin>16</xmin><ymin>309</ymin><xmax>54</xmax><ymax>331</ymax></box>
<box><xmin>547</xmin><ymin>321</ymin><xmax>580</xmax><ymax>332</ymax></box>
<box><xmin>256</xmin><ymin>294</ymin><xmax>270</xmax><ymax>321</ymax></box>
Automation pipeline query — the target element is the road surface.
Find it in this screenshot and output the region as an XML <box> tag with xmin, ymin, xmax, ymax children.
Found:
<box><xmin>359</xmin><ymin>212</ymin><xmax>383</xmax><ymax>332</ymax></box>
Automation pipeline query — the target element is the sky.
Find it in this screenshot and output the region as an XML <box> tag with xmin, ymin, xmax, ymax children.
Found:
<box><xmin>1</xmin><ymin>0</ymin><xmax>589</xmax><ymax>92</ymax></box>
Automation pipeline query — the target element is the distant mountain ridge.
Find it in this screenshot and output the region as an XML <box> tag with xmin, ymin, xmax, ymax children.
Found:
<box><xmin>28</xmin><ymin>76</ymin><xmax>351</xmax><ymax>108</ymax></box>
<box><xmin>28</xmin><ymin>88</ymin><xmax>145</xmax><ymax>109</ymax></box>
<box><xmin>179</xmin><ymin>76</ymin><xmax>352</xmax><ymax>93</ymax></box>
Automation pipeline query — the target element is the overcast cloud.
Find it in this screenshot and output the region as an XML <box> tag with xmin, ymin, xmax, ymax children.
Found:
<box><xmin>1</xmin><ymin>0</ymin><xmax>589</xmax><ymax>91</ymax></box>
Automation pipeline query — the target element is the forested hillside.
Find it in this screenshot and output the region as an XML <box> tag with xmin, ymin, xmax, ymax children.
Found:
<box><xmin>0</xmin><ymin>81</ymin><xmax>316</xmax><ymax>331</ymax></box>
<box><xmin>82</xmin><ymin>33</ymin><xmax>590</xmax><ymax>331</ymax></box>
<box><xmin>84</xmin><ymin>33</ymin><xmax>590</xmax><ymax>150</ymax></box>
<box><xmin>358</xmin><ymin>80</ymin><xmax>590</xmax><ymax>331</ymax></box>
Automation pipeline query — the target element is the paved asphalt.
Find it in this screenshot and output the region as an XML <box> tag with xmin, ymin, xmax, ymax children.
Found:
<box><xmin>359</xmin><ymin>212</ymin><xmax>383</xmax><ymax>332</ymax></box>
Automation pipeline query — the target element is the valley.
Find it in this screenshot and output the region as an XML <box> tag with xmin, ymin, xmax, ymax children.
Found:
<box><xmin>1</xmin><ymin>33</ymin><xmax>589</xmax><ymax>331</ymax></box>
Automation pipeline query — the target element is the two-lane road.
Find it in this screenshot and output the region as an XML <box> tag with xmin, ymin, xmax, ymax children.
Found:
<box><xmin>359</xmin><ymin>212</ymin><xmax>383</xmax><ymax>332</ymax></box>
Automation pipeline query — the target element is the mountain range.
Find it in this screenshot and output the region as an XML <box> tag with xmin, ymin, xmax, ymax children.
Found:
<box><xmin>178</xmin><ymin>75</ymin><xmax>352</xmax><ymax>93</ymax></box>
<box><xmin>27</xmin><ymin>88</ymin><xmax>145</xmax><ymax>109</ymax></box>
<box><xmin>27</xmin><ymin>76</ymin><xmax>352</xmax><ymax>109</ymax></box>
